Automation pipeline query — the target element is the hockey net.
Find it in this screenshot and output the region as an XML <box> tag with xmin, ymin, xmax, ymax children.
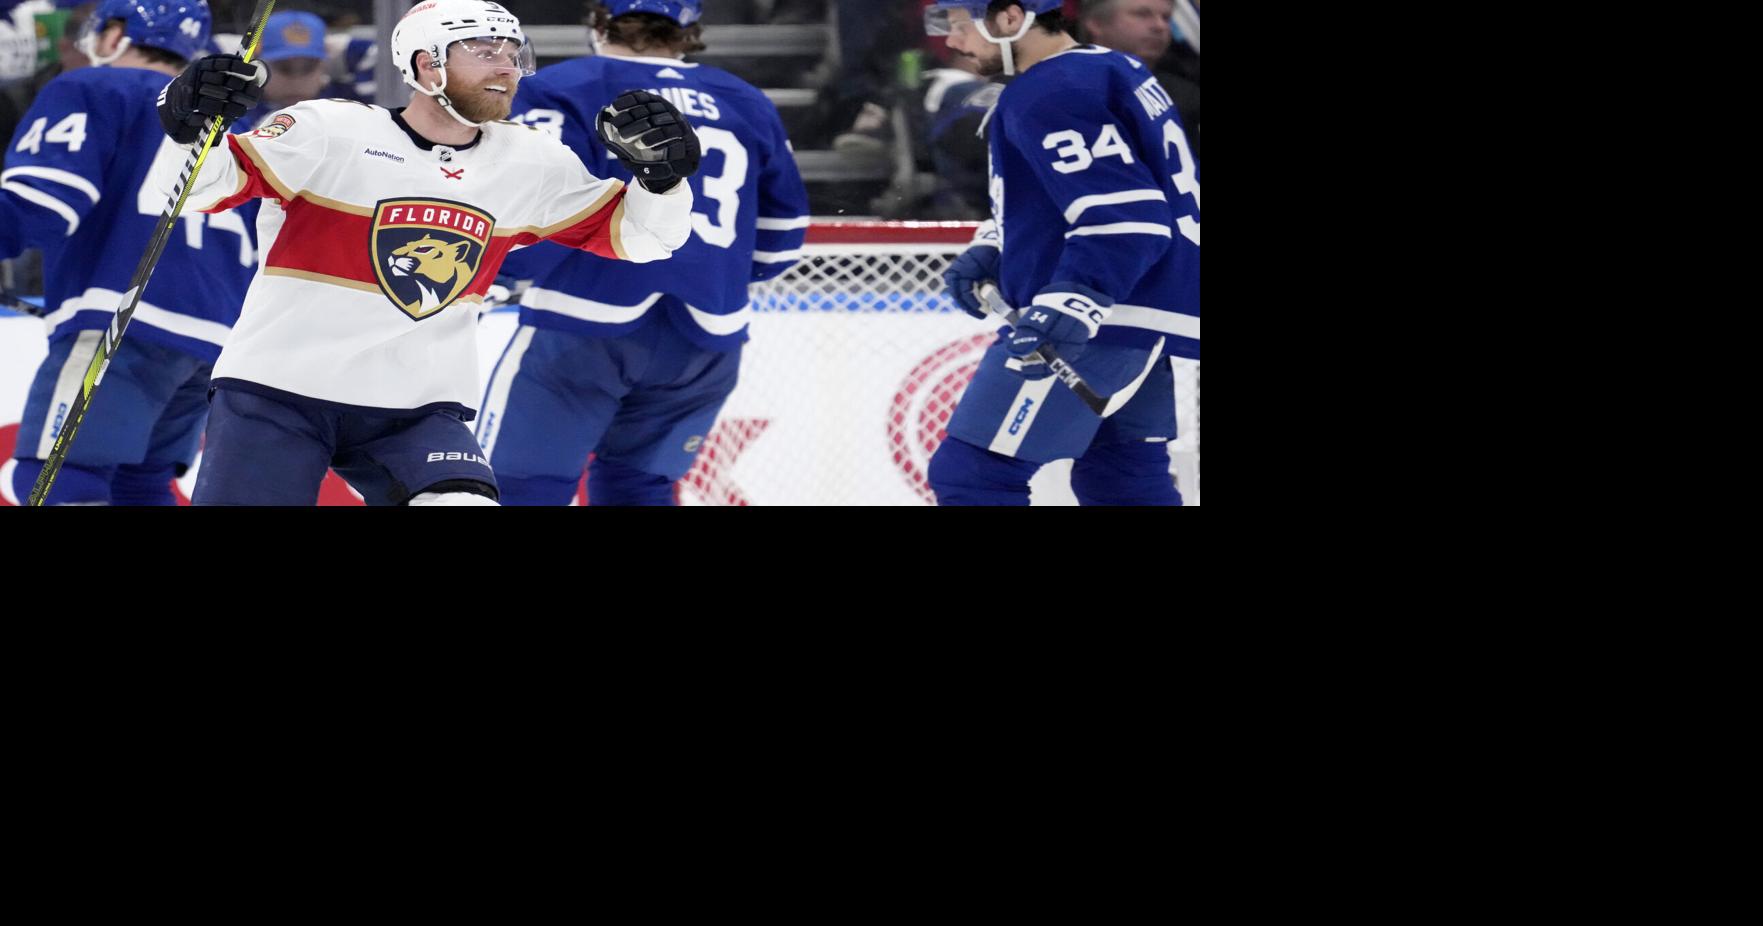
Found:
<box><xmin>4</xmin><ymin>225</ymin><xmax>1198</xmax><ymax>507</ymax></box>
<box><xmin>675</xmin><ymin>221</ymin><xmax>1201</xmax><ymax>506</ymax></box>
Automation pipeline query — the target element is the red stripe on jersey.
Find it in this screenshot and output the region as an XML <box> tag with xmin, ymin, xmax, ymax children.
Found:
<box><xmin>202</xmin><ymin>135</ymin><xmax>277</xmax><ymax>213</ymax></box>
<box><xmin>533</xmin><ymin>186</ymin><xmax>627</xmax><ymax>259</ymax></box>
<box><xmin>473</xmin><ymin>188</ymin><xmax>628</xmax><ymax>294</ymax></box>
<box><xmin>267</xmin><ymin>197</ymin><xmax>376</xmax><ymax>285</ymax></box>
<box><xmin>479</xmin><ymin>237</ymin><xmax>524</xmax><ymax>290</ymax></box>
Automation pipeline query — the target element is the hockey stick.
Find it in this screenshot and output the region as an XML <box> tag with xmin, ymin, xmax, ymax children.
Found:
<box><xmin>27</xmin><ymin>0</ymin><xmax>277</xmax><ymax>506</ymax></box>
<box><xmin>977</xmin><ymin>283</ymin><xmax>1110</xmax><ymax>415</ymax></box>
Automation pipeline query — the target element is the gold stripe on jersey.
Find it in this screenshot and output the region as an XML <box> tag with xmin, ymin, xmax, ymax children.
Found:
<box><xmin>495</xmin><ymin>180</ymin><xmax>624</xmax><ymax>239</ymax></box>
<box><xmin>609</xmin><ymin>200</ymin><xmax>628</xmax><ymax>261</ymax></box>
<box><xmin>235</xmin><ymin>133</ymin><xmax>296</xmax><ymax>201</ymax></box>
<box><xmin>300</xmin><ymin>192</ymin><xmax>373</xmax><ymax>216</ymax></box>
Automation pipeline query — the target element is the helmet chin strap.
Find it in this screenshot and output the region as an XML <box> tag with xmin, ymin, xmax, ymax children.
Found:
<box><xmin>974</xmin><ymin>10</ymin><xmax>1037</xmax><ymax>75</ymax></box>
<box><xmin>78</xmin><ymin>32</ymin><xmax>131</xmax><ymax>67</ymax></box>
<box><xmin>411</xmin><ymin>61</ymin><xmax>488</xmax><ymax>128</ymax></box>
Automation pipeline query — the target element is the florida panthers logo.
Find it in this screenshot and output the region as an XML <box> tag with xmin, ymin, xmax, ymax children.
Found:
<box><xmin>251</xmin><ymin>113</ymin><xmax>296</xmax><ymax>139</ymax></box>
<box><xmin>370</xmin><ymin>198</ymin><xmax>495</xmax><ymax>320</ymax></box>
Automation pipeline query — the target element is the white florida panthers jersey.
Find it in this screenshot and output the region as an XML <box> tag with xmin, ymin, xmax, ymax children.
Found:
<box><xmin>149</xmin><ymin>98</ymin><xmax>694</xmax><ymax>416</ymax></box>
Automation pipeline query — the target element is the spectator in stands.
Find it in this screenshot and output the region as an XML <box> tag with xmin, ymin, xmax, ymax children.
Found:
<box><xmin>2</xmin><ymin>0</ymin><xmax>51</xmax><ymax>83</ymax></box>
<box><xmin>824</xmin><ymin>1</ymin><xmax>918</xmax><ymax>153</ymax></box>
<box><xmin>233</xmin><ymin>10</ymin><xmax>329</xmax><ymax>129</ymax></box>
<box><xmin>1079</xmin><ymin>0</ymin><xmax>1196</xmax><ymax>160</ymax></box>
<box><xmin>3</xmin><ymin>1</ymin><xmax>91</xmax><ymax>142</ymax></box>
<box><xmin>315</xmin><ymin>5</ymin><xmax>377</xmax><ymax>103</ymax></box>
<box><xmin>1155</xmin><ymin>0</ymin><xmax>1197</xmax><ymax>158</ymax></box>
<box><xmin>769</xmin><ymin>0</ymin><xmax>824</xmax><ymax>24</ymax></box>
<box><xmin>918</xmin><ymin>51</ymin><xmax>999</xmax><ymax>219</ymax></box>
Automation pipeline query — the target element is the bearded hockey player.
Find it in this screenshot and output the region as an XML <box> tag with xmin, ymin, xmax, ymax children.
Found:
<box><xmin>926</xmin><ymin>0</ymin><xmax>1200</xmax><ymax>506</ymax></box>
<box><xmin>146</xmin><ymin>0</ymin><xmax>701</xmax><ymax>505</ymax></box>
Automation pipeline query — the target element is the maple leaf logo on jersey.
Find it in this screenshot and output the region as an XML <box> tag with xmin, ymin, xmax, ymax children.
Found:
<box><xmin>370</xmin><ymin>198</ymin><xmax>495</xmax><ymax>320</ymax></box>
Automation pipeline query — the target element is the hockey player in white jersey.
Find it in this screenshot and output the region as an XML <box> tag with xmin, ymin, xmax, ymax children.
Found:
<box><xmin>3</xmin><ymin>0</ymin><xmax>259</xmax><ymax>505</ymax></box>
<box><xmin>926</xmin><ymin>0</ymin><xmax>1200</xmax><ymax>505</ymax></box>
<box><xmin>476</xmin><ymin>0</ymin><xmax>810</xmax><ymax>505</ymax></box>
<box><xmin>146</xmin><ymin>0</ymin><xmax>700</xmax><ymax>506</ymax></box>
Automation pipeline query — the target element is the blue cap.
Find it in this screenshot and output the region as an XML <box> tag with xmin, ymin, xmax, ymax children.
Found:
<box><xmin>257</xmin><ymin>10</ymin><xmax>325</xmax><ymax>61</ymax></box>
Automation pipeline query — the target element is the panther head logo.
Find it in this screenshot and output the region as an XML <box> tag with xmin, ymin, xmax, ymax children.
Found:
<box><xmin>387</xmin><ymin>235</ymin><xmax>475</xmax><ymax>314</ymax></box>
<box><xmin>371</xmin><ymin>199</ymin><xmax>496</xmax><ymax>320</ymax></box>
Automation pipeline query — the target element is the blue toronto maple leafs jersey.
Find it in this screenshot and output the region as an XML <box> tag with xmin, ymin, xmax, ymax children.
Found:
<box><xmin>499</xmin><ymin>54</ymin><xmax>809</xmax><ymax>351</ymax></box>
<box><xmin>987</xmin><ymin>46</ymin><xmax>1200</xmax><ymax>359</ymax></box>
<box><xmin>0</xmin><ymin>66</ymin><xmax>257</xmax><ymax>361</ymax></box>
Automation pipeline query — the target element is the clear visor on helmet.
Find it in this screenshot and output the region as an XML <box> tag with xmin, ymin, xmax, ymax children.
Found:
<box><xmin>924</xmin><ymin>5</ymin><xmax>986</xmax><ymax>38</ymax></box>
<box><xmin>446</xmin><ymin>35</ymin><xmax>536</xmax><ymax>76</ymax></box>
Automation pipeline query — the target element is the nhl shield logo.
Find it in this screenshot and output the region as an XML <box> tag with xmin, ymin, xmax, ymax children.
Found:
<box><xmin>371</xmin><ymin>198</ymin><xmax>496</xmax><ymax>320</ymax></box>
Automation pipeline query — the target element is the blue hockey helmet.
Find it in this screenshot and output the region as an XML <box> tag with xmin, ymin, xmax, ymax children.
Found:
<box><xmin>925</xmin><ymin>0</ymin><xmax>1063</xmax><ymax>35</ymax></box>
<box><xmin>925</xmin><ymin>0</ymin><xmax>1063</xmax><ymax>75</ymax></box>
<box><xmin>79</xmin><ymin>0</ymin><xmax>213</xmax><ymax>64</ymax></box>
<box><xmin>604</xmin><ymin>0</ymin><xmax>702</xmax><ymax>27</ymax></box>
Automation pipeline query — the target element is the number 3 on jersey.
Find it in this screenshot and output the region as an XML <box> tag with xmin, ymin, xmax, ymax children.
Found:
<box><xmin>1162</xmin><ymin>121</ymin><xmax>1200</xmax><ymax>246</ymax></box>
<box><xmin>517</xmin><ymin>111</ymin><xmax>746</xmax><ymax>250</ymax></box>
<box><xmin>512</xmin><ymin>109</ymin><xmax>565</xmax><ymax>137</ymax></box>
<box><xmin>690</xmin><ymin>126</ymin><xmax>746</xmax><ymax>249</ymax></box>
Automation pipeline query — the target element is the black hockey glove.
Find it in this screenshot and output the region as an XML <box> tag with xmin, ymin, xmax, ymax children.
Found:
<box><xmin>158</xmin><ymin>53</ymin><xmax>269</xmax><ymax>144</ymax></box>
<box><xmin>597</xmin><ymin>90</ymin><xmax>701</xmax><ymax>193</ymax></box>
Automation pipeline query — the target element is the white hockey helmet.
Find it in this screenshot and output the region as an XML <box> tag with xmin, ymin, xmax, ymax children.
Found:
<box><xmin>392</xmin><ymin>0</ymin><xmax>536</xmax><ymax>126</ymax></box>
